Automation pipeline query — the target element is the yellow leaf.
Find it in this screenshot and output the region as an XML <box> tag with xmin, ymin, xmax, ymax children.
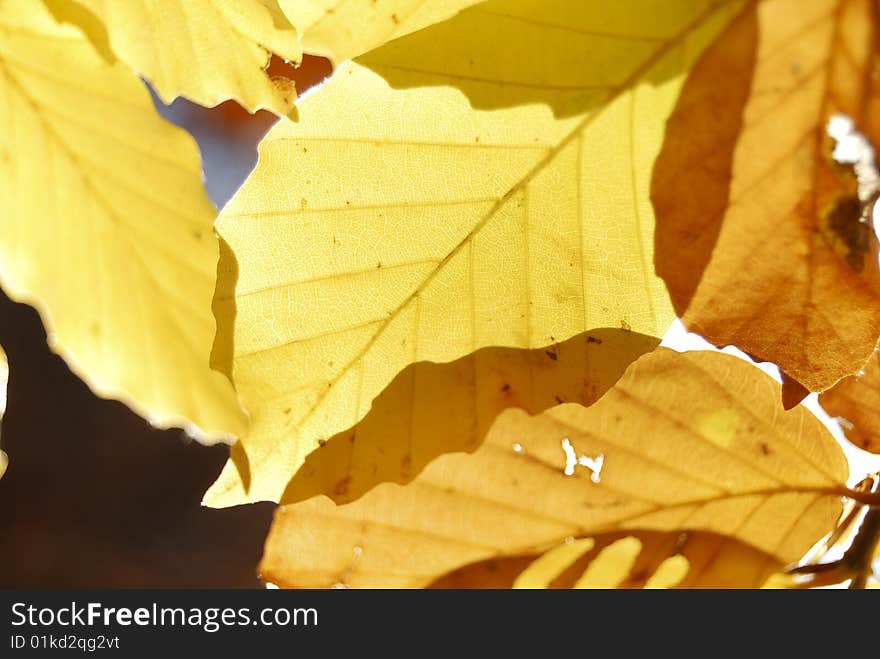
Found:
<box><xmin>643</xmin><ymin>554</ymin><xmax>689</xmax><ymax>589</ymax></box>
<box><xmin>0</xmin><ymin>345</ymin><xmax>7</xmax><ymax>480</ymax></box>
<box><xmin>512</xmin><ymin>538</ymin><xmax>595</xmax><ymax>589</ymax></box>
<box><xmin>0</xmin><ymin>2</ymin><xmax>246</xmax><ymax>442</ymax></box>
<box><xmin>259</xmin><ymin>349</ymin><xmax>851</xmax><ymax>588</ymax></box>
<box><xmin>206</xmin><ymin>0</ymin><xmax>744</xmax><ymax>507</ymax></box>
<box><xmin>279</xmin><ymin>0</ymin><xmax>481</xmax><ymax>62</ymax></box>
<box><xmin>652</xmin><ymin>0</ymin><xmax>880</xmax><ymax>398</ymax></box>
<box><xmin>572</xmin><ymin>536</ymin><xmax>644</xmax><ymax>588</ymax></box>
<box><xmin>52</xmin><ymin>0</ymin><xmax>302</xmax><ymax>114</ymax></box>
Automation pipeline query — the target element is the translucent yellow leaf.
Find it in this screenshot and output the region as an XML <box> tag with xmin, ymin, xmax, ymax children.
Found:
<box><xmin>54</xmin><ymin>0</ymin><xmax>302</xmax><ymax>114</ymax></box>
<box><xmin>513</xmin><ymin>538</ymin><xmax>595</xmax><ymax>589</ymax></box>
<box><xmin>0</xmin><ymin>345</ymin><xmax>7</xmax><ymax>480</ymax></box>
<box><xmin>259</xmin><ymin>349</ymin><xmax>851</xmax><ymax>588</ymax></box>
<box><xmin>0</xmin><ymin>2</ymin><xmax>246</xmax><ymax>442</ymax></box>
<box><xmin>279</xmin><ymin>0</ymin><xmax>481</xmax><ymax>62</ymax></box>
<box><xmin>573</xmin><ymin>536</ymin><xmax>643</xmax><ymax>588</ymax></box>
<box><xmin>206</xmin><ymin>0</ymin><xmax>744</xmax><ymax>507</ymax></box>
<box><xmin>644</xmin><ymin>554</ymin><xmax>689</xmax><ymax>589</ymax></box>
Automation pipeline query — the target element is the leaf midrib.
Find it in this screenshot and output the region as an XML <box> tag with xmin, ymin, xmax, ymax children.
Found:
<box><xmin>265</xmin><ymin>1</ymin><xmax>732</xmax><ymax>445</ymax></box>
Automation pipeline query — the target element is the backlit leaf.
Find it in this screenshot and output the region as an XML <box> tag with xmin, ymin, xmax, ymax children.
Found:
<box><xmin>819</xmin><ymin>348</ymin><xmax>880</xmax><ymax>453</ymax></box>
<box><xmin>763</xmin><ymin>483</ymin><xmax>880</xmax><ymax>587</ymax></box>
<box><xmin>205</xmin><ymin>0</ymin><xmax>743</xmax><ymax>507</ymax></box>
<box><xmin>0</xmin><ymin>1</ymin><xmax>246</xmax><ymax>442</ymax></box>
<box><xmin>259</xmin><ymin>349</ymin><xmax>850</xmax><ymax>588</ymax></box>
<box><xmin>652</xmin><ymin>0</ymin><xmax>880</xmax><ymax>399</ymax></box>
<box><xmin>54</xmin><ymin>0</ymin><xmax>302</xmax><ymax>114</ymax></box>
<box><xmin>279</xmin><ymin>0</ymin><xmax>481</xmax><ymax>62</ymax></box>
<box><xmin>271</xmin><ymin>329</ymin><xmax>659</xmax><ymax>505</ymax></box>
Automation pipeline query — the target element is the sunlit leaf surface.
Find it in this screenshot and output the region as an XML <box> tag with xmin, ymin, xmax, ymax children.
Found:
<box><xmin>206</xmin><ymin>0</ymin><xmax>744</xmax><ymax>507</ymax></box>
<box><xmin>280</xmin><ymin>0</ymin><xmax>481</xmax><ymax>62</ymax></box>
<box><xmin>652</xmin><ymin>0</ymin><xmax>880</xmax><ymax>399</ymax></box>
<box><xmin>0</xmin><ymin>1</ymin><xmax>246</xmax><ymax>442</ymax></box>
<box><xmin>260</xmin><ymin>350</ymin><xmax>849</xmax><ymax>588</ymax></box>
<box><xmin>56</xmin><ymin>0</ymin><xmax>302</xmax><ymax>114</ymax></box>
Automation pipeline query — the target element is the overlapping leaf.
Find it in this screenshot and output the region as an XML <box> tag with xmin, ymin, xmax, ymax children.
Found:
<box><xmin>205</xmin><ymin>0</ymin><xmax>745</xmax><ymax>507</ymax></box>
<box><xmin>0</xmin><ymin>2</ymin><xmax>246</xmax><ymax>442</ymax></box>
<box><xmin>279</xmin><ymin>0</ymin><xmax>481</xmax><ymax>62</ymax></box>
<box><xmin>273</xmin><ymin>328</ymin><xmax>659</xmax><ymax>505</ymax></box>
<box><xmin>259</xmin><ymin>349</ymin><xmax>850</xmax><ymax>588</ymax></box>
<box><xmin>53</xmin><ymin>0</ymin><xmax>302</xmax><ymax>114</ymax></box>
<box><xmin>652</xmin><ymin>0</ymin><xmax>880</xmax><ymax>400</ymax></box>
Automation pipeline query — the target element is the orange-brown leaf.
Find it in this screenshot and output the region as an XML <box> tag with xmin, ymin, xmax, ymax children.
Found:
<box><xmin>652</xmin><ymin>0</ymin><xmax>880</xmax><ymax>395</ymax></box>
<box><xmin>260</xmin><ymin>349</ymin><xmax>850</xmax><ymax>588</ymax></box>
<box><xmin>820</xmin><ymin>348</ymin><xmax>880</xmax><ymax>452</ymax></box>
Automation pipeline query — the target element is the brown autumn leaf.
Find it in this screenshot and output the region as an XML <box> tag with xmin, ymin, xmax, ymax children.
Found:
<box><xmin>820</xmin><ymin>348</ymin><xmax>880</xmax><ymax>452</ymax></box>
<box><xmin>260</xmin><ymin>349</ymin><xmax>852</xmax><ymax>588</ymax></box>
<box><xmin>652</xmin><ymin>0</ymin><xmax>880</xmax><ymax>402</ymax></box>
<box><xmin>430</xmin><ymin>530</ymin><xmax>783</xmax><ymax>589</ymax></box>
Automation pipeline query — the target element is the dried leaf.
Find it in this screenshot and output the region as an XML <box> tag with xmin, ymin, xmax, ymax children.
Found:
<box><xmin>260</xmin><ymin>349</ymin><xmax>850</xmax><ymax>588</ymax></box>
<box><xmin>205</xmin><ymin>0</ymin><xmax>744</xmax><ymax>507</ymax></box>
<box><xmin>820</xmin><ymin>349</ymin><xmax>880</xmax><ymax>452</ymax></box>
<box><xmin>0</xmin><ymin>2</ymin><xmax>245</xmax><ymax>442</ymax></box>
<box><xmin>652</xmin><ymin>0</ymin><xmax>880</xmax><ymax>398</ymax></box>
<box><xmin>52</xmin><ymin>0</ymin><xmax>302</xmax><ymax>114</ymax></box>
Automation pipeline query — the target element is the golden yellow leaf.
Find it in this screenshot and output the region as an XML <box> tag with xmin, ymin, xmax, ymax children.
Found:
<box><xmin>53</xmin><ymin>0</ymin><xmax>302</xmax><ymax>114</ymax></box>
<box><xmin>820</xmin><ymin>349</ymin><xmax>880</xmax><ymax>453</ymax></box>
<box><xmin>643</xmin><ymin>554</ymin><xmax>689</xmax><ymax>589</ymax></box>
<box><xmin>652</xmin><ymin>0</ymin><xmax>880</xmax><ymax>398</ymax></box>
<box><xmin>259</xmin><ymin>349</ymin><xmax>851</xmax><ymax>588</ymax></box>
<box><xmin>0</xmin><ymin>344</ymin><xmax>7</xmax><ymax>480</ymax></box>
<box><xmin>572</xmin><ymin>536</ymin><xmax>647</xmax><ymax>588</ymax></box>
<box><xmin>512</xmin><ymin>538</ymin><xmax>596</xmax><ymax>589</ymax></box>
<box><xmin>279</xmin><ymin>0</ymin><xmax>480</xmax><ymax>62</ymax></box>
<box><xmin>0</xmin><ymin>1</ymin><xmax>246</xmax><ymax>442</ymax></box>
<box><xmin>206</xmin><ymin>0</ymin><xmax>744</xmax><ymax>507</ymax></box>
